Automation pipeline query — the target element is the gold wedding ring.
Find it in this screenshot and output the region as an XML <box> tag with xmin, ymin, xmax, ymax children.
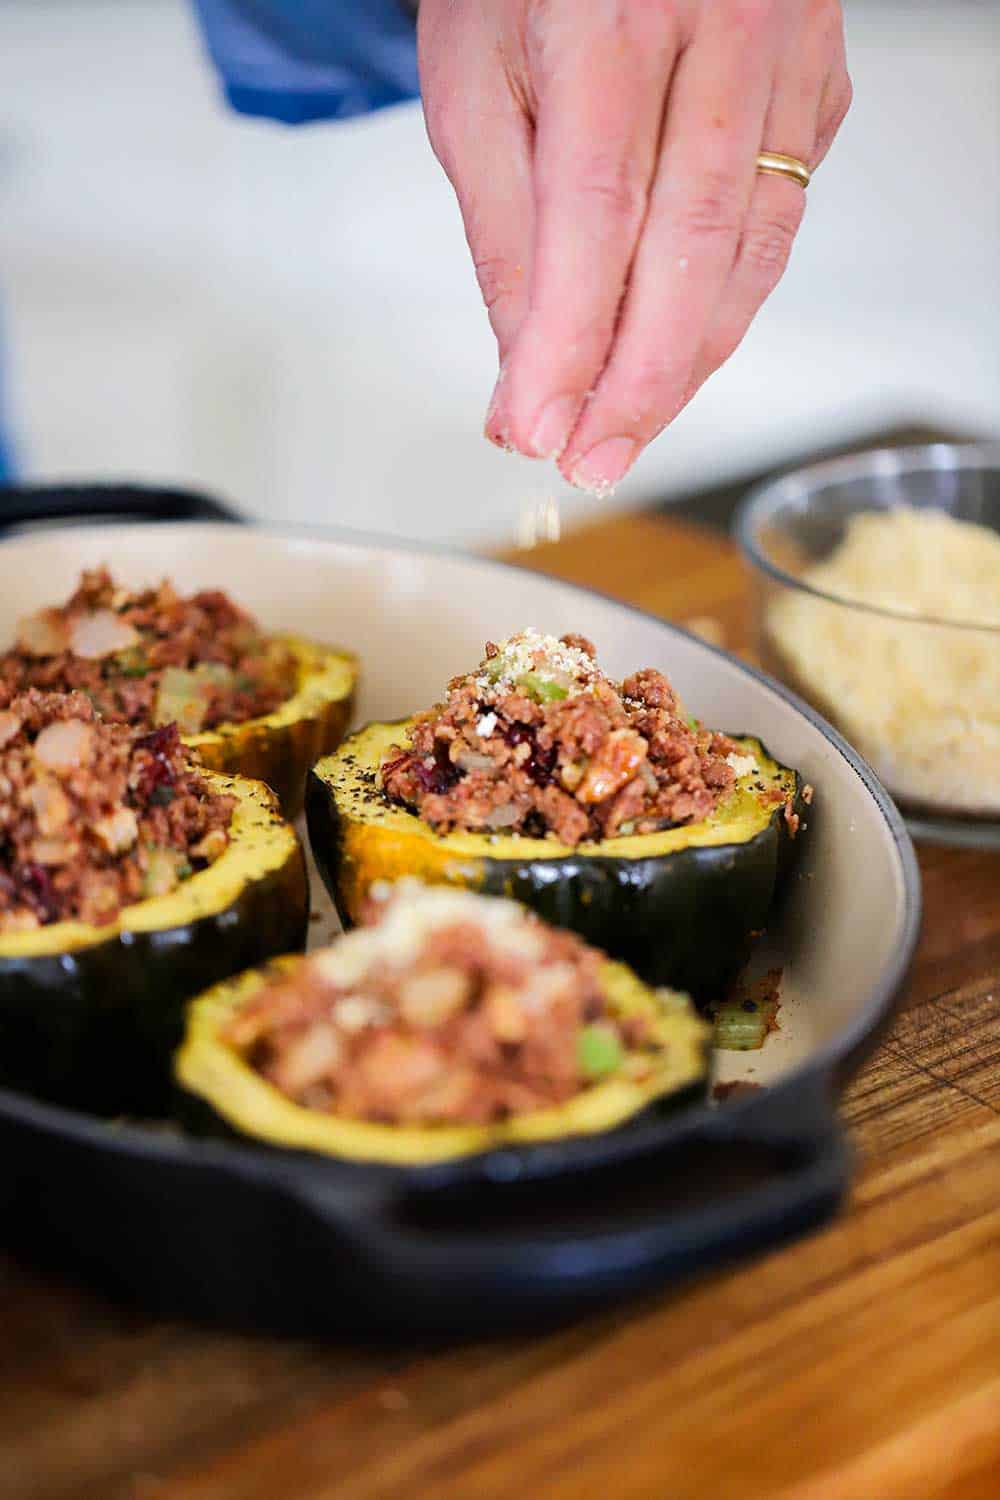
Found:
<box><xmin>756</xmin><ymin>151</ymin><xmax>811</xmax><ymax>189</ymax></box>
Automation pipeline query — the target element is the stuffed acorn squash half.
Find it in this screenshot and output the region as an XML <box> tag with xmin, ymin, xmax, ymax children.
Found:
<box><xmin>307</xmin><ymin>630</ymin><xmax>808</xmax><ymax>997</ymax></box>
<box><xmin>4</xmin><ymin>567</ymin><xmax>357</xmax><ymax>816</ymax></box>
<box><xmin>175</xmin><ymin>880</ymin><xmax>709</xmax><ymax>1165</ymax></box>
<box><xmin>0</xmin><ymin>693</ymin><xmax>308</xmax><ymax>1112</ymax></box>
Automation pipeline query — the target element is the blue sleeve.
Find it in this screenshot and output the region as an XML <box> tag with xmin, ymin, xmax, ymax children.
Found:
<box><xmin>191</xmin><ymin>0</ymin><xmax>419</xmax><ymax>125</ymax></box>
<box><xmin>0</xmin><ymin>335</ymin><xmax>15</xmax><ymax>482</ymax></box>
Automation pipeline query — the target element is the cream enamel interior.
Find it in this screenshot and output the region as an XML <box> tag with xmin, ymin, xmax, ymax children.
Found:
<box><xmin>323</xmin><ymin>719</ymin><xmax>795</xmax><ymax>861</ymax></box>
<box><xmin>0</xmin><ymin>772</ymin><xmax>297</xmax><ymax>959</ymax></box>
<box><xmin>176</xmin><ymin>956</ymin><xmax>710</xmax><ymax>1165</ymax></box>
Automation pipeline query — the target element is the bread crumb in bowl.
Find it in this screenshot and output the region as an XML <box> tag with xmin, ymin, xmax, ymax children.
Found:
<box><xmin>766</xmin><ymin>508</ymin><xmax>1000</xmax><ymax>816</ymax></box>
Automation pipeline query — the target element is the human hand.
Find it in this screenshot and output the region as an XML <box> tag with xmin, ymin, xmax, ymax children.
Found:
<box><xmin>419</xmin><ymin>0</ymin><xmax>851</xmax><ymax>494</ymax></box>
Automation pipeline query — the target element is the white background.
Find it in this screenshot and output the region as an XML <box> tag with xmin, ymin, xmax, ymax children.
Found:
<box><xmin>1</xmin><ymin>0</ymin><xmax>998</xmax><ymax>546</ymax></box>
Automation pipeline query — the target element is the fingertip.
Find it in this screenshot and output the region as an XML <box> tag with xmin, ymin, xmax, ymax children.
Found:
<box><xmin>496</xmin><ymin>347</ymin><xmax>586</xmax><ymax>459</ymax></box>
<box><xmin>484</xmin><ymin>364</ymin><xmax>512</xmax><ymax>449</ymax></box>
<box><xmin>562</xmin><ymin>435</ymin><xmax>637</xmax><ymax>496</ymax></box>
<box><xmin>525</xmin><ymin>393</ymin><xmax>582</xmax><ymax>460</ymax></box>
<box><xmin>485</xmin><ymin>425</ymin><xmax>513</xmax><ymax>453</ymax></box>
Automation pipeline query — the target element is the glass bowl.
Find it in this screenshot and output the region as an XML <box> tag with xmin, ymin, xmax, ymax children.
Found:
<box><xmin>735</xmin><ymin>442</ymin><xmax>1000</xmax><ymax>848</ymax></box>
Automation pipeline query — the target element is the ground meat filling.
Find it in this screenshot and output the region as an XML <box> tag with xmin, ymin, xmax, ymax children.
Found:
<box><xmin>0</xmin><ymin>690</ymin><xmax>235</xmax><ymax>932</ymax></box>
<box><xmin>0</xmin><ymin>568</ymin><xmax>297</xmax><ymax>733</ymax></box>
<box><xmin>379</xmin><ymin>630</ymin><xmax>739</xmax><ymax>846</ymax></box>
<box><xmin>224</xmin><ymin>882</ymin><xmax>660</xmax><ymax>1125</ymax></box>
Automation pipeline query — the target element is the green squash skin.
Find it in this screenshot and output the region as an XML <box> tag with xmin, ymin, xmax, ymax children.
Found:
<box><xmin>0</xmin><ymin>809</ymin><xmax>309</xmax><ymax>1116</ymax></box>
<box><xmin>194</xmin><ymin>698</ymin><xmax>351</xmax><ymax>818</ymax></box>
<box><xmin>305</xmin><ymin>732</ymin><xmax>805</xmax><ymax>1000</ymax></box>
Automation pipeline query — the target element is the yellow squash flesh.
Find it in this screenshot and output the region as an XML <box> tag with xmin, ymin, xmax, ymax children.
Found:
<box><xmin>175</xmin><ymin>956</ymin><xmax>710</xmax><ymax>1166</ymax></box>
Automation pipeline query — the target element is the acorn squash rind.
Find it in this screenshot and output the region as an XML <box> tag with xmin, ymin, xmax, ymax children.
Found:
<box><xmin>0</xmin><ymin>772</ymin><xmax>309</xmax><ymax>1112</ymax></box>
<box><xmin>186</xmin><ymin>636</ymin><xmax>357</xmax><ymax>816</ymax></box>
<box><xmin>306</xmin><ymin>718</ymin><xmax>805</xmax><ymax>997</ymax></box>
<box><xmin>175</xmin><ymin>956</ymin><xmax>710</xmax><ymax>1165</ymax></box>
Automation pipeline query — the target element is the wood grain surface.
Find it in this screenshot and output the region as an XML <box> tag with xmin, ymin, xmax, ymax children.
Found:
<box><xmin>3</xmin><ymin>512</ymin><xmax>999</xmax><ymax>1500</ymax></box>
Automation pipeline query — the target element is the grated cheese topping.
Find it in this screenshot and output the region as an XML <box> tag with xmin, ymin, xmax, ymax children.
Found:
<box><xmin>474</xmin><ymin>628</ymin><xmax>598</xmax><ymax>693</ymax></box>
<box><xmin>313</xmin><ymin>879</ymin><xmax>545</xmax><ymax>988</ymax></box>
<box><xmin>726</xmin><ymin>751</ymin><xmax>759</xmax><ymax>779</ymax></box>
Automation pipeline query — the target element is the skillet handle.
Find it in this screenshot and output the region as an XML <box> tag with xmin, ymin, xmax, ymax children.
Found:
<box><xmin>0</xmin><ymin>481</ymin><xmax>243</xmax><ymax>534</ymax></box>
<box><xmin>288</xmin><ymin>1077</ymin><xmax>850</xmax><ymax>1329</ymax></box>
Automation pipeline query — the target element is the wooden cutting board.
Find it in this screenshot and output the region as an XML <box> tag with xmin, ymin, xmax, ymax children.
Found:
<box><xmin>2</xmin><ymin>511</ymin><xmax>999</xmax><ymax>1500</ymax></box>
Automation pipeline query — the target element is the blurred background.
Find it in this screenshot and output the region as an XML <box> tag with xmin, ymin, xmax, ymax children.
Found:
<box><xmin>0</xmin><ymin>0</ymin><xmax>998</xmax><ymax>547</ymax></box>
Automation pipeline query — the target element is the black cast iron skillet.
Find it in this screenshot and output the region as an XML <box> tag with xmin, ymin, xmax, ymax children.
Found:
<box><xmin>0</xmin><ymin>483</ymin><xmax>921</xmax><ymax>1339</ymax></box>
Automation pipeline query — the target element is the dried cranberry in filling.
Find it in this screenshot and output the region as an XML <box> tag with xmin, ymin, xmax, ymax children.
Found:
<box><xmin>132</xmin><ymin>721</ymin><xmax>181</xmax><ymax>798</ymax></box>
<box><xmin>398</xmin><ymin>742</ymin><xmax>459</xmax><ymax>796</ymax></box>
<box><xmin>502</xmin><ymin>724</ymin><xmax>556</xmax><ymax>786</ymax></box>
<box><xmin>20</xmin><ymin>862</ymin><xmax>58</xmax><ymax>923</ymax></box>
<box><xmin>529</xmin><ymin>743</ymin><xmax>557</xmax><ymax>786</ymax></box>
<box><xmin>134</xmin><ymin>722</ymin><xmax>180</xmax><ymax>757</ymax></box>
